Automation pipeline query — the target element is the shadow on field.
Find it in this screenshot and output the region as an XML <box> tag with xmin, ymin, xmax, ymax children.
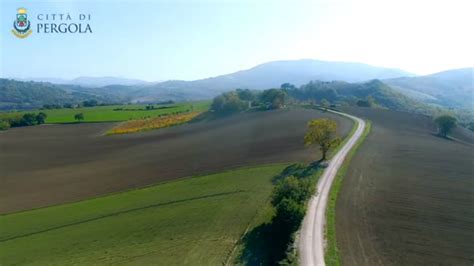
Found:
<box><xmin>238</xmin><ymin>162</ymin><xmax>323</xmax><ymax>265</ymax></box>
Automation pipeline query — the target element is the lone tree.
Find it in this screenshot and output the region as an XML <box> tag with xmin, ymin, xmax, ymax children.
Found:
<box><xmin>74</xmin><ymin>113</ymin><xmax>85</xmax><ymax>122</ymax></box>
<box><xmin>434</xmin><ymin>115</ymin><xmax>457</xmax><ymax>138</ymax></box>
<box><xmin>36</xmin><ymin>112</ymin><xmax>47</xmax><ymax>124</ymax></box>
<box><xmin>304</xmin><ymin>118</ymin><xmax>341</xmax><ymax>160</ymax></box>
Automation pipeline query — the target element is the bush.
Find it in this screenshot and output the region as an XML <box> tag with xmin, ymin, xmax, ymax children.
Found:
<box><xmin>274</xmin><ymin>197</ymin><xmax>306</xmax><ymax>232</ymax></box>
<box><xmin>434</xmin><ymin>114</ymin><xmax>457</xmax><ymax>137</ymax></box>
<box><xmin>0</xmin><ymin>120</ymin><xmax>10</xmax><ymax>130</ymax></box>
<box><xmin>211</xmin><ymin>91</ymin><xmax>248</xmax><ymax>114</ymax></box>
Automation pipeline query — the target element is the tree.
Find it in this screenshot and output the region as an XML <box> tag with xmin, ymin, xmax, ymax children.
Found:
<box><xmin>20</xmin><ymin>113</ymin><xmax>38</xmax><ymax>126</ymax></box>
<box><xmin>304</xmin><ymin>118</ymin><xmax>341</xmax><ymax>160</ymax></box>
<box><xmin>260</xmin><ymin>89</ymin><xmax>288</xmax><ymax>109</ymax></box>
<box><xmin>74</xmin><ymin>113</ymin><xmax>85</xmax><ymax>122</ymax></box>
<box><xmin>236</xmin><ymin>89</ymin><xmax>255</xmax><ymax>102</ymax></box>
<box><xmin>434</xmin><ymin>115</ymin><xmax>457</xmax><ymax>137</ymax></box>
<box><xmin>211</xmin><ymin>91</ymin><xmax>248</xmax><ymax>114</ymax></box>
<box><xmin>320</xmin><ymin>98</ymin><xmax>330</xmax><ymax>110</ymax></box>
<box><xmin>280</xmin><ymin>83</ymin><xmax>296</xmax><ymax>90</ymax></box>
<box><xmin>36</xmin><ymin>112</ymin><xmax>47</xmax><ymax>124</ymax></box>
<box><xmin>0</xmin><ymin>120</ymin><xmax>10</xmax><ymax>130</ymax></box>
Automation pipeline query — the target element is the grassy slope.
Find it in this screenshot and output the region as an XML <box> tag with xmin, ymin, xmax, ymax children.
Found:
<box><xmin>0</xmin><ymin>164</ymin><xmax>286</xmax><ymax>265</ymax></box>
<box><xmin>325</xmin><ymin>121</ymin><xmax>372</xmax><ymax>266</ymax></box>
<box><xmin>0</xmin><ymin>101</ymin><xmax>210</xmax><ymax>123</ymax></box>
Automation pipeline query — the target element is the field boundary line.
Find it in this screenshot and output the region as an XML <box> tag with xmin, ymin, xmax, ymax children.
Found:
<box><xmin>0</xmin><ymin>190</ymin><xmax>244</xmax><ymax>243</ymax></box>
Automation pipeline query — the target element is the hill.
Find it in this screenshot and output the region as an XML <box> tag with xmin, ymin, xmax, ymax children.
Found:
<box><xmin>0</xmin><ymin>79</ymin><xmax>119</xmax><ymax>110</ymax></box>
<box><xmin>18</xmin><ymin>76</ymin><xmax>151</xmax><ymax>87</ymax></box>
<box><xmin>384</xmin><ymin>68</ymin><xmax>473</xmax><ymax>108</ymax></box>
<box><xmin>138</xmin><ymin>60</ymin><xmax>413</xmax><ymax>98</ymax></box>
<box><xmin>288</xmin><ymin>79</ymin><xmax>429</xmax><ymax>113</ymax></box>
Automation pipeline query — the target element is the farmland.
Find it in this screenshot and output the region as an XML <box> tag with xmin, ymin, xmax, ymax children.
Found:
<box><xmin>336</xmin><ymin>107</ymin><xmax>474</xmax><ymax>265</ymax></box>
<box><xmin>0</xmin><ymin>164</ymin><xmax>286</xmax><ymax>265</ymax></box>
<box><xmin>0</xmin><ymin>101</ymin><xmax>210</xmax><ymax>124</ymax></box>
<box><xmin>0</xmin><ymin>108</ymin><xmax>352</xmax><ymax>214</ymax></box>
<box><xmin>107</xmin><ymin>111</ymin><xmax>203</xmax><ymax>135</ymax></box>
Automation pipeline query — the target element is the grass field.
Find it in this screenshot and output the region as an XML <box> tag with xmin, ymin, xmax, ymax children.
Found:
<box><xmin>0</xmin><ymin>164</ymin><xmax>287</xmax><ymax>265</ymax></box>
<box><xmin>0</xmin><ymin>101</ymin><xmax>210</xmax><ymax>123</ymax></box>
<box><xmin>336</xmin><ymin>107</ymin><xmax>474</xmax><ymax>265</ymax></box>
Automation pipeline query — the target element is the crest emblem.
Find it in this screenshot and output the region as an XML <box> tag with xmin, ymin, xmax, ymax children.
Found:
<box><xmin>12</xmin><ymin>8</ymin><xmax>32</xmax><ymax>38</ymax></box>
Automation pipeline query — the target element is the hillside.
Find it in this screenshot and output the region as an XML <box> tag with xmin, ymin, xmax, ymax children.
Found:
<box><xmin>288</xmin><ymin>79</ymin><xmax>428</xmax><ymax>113</ymax></box>
<box><xmin>18</xmin><ymin>76</ymin><xmax>151</xmax><ymax>88</ymax></box>
<box><xmin>0</xmin><ymin>79</ymin><xmax>129</xmax><ymax>110</ymax></box>
<box><xmin>336</xmin><ymin>107</ymin><xmax>474</xmax><ymax>265</ymax></box>
<box><xmin>141</xmin><ymin>60</ymin><xmax>413</xmax><ymax>96</ymax></box>
<box><xmin>385</xmin><ymin>68</ymin><xmax>473</xmax><ymax>108</ymax></box>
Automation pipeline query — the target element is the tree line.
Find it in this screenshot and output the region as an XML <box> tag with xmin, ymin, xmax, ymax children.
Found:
<box><xmin>0</xmin><ymin>112</ymin><xmax>47</xmax><ymax>130</ymax></box>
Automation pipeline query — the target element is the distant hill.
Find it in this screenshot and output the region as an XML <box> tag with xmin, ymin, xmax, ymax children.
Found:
<box><xmin>0</xmin><ymin>79</ymin><xmax>127</xmax><ymax>110</ymax></box>
<box><xmin>17</xmin><ymin>76</ymin><xmax>150</xmax><ymax>88</ymax></box>
<box><xmin>70</xmin><ymin>76</ymin><xmax>150</xmax><ymax>87</ymax></box>
<box><xmin>141</xmin><ymin>59</ymin><xmax>413</xmax><ymax>94</ymax></box>
<box><xmin>384</xmin><ymin>68</ymin><xmax>473</xmax><ymax>108</ymax></box>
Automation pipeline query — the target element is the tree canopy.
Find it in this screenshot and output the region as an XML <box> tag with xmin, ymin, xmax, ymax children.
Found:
<box><xmin>434</xmin><ymin>115</ymin><xmax>457</xmax><ymax>138</ymax></box>
<box><xmin>304</xmin><ymin>118</ymin><xmax>341</xmax><ymax>160</ymax></box>
<box><xmin>74</xmin><ymin>113</ymin><xmax>85</xmax><ymax>122</ymax></box>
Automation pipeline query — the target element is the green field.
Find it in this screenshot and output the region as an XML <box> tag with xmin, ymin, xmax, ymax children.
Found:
<box><xmin>0</xmin><ymin>101</ymin><xmax>210</xmax><ymax>124</ymax></box>
<box><xmin>0</xmin><ymin>164</ymin><xmax>287</xmax><ymax>265</ymax></box>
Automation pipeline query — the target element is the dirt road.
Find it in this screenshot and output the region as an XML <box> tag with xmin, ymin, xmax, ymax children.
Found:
<box><xmin>298</xmin><ymin>111</ymin><xmax>365</xmax><ymax>266</ymax></box>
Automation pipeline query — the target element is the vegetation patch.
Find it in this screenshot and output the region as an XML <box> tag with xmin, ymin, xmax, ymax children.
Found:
<box><xmin>234</xmin><ymin>163</ymin><xmax>323</xmax><ymax>265</ymax></box>
<box><xmin>0</xmin><ymin>164</ymin><xmax>287</xmax><ymax>265</ymax></box>
<box><xmin>325</xmin><ymin>120</ymin><xmax>371</xmax><ymax>266</ymax></box>
<box><xmin>0</xmin><ymin>101</ymin><xmax>210</xmax><ymax>124</ymax></box>
<box><xmin>106</xmin><ymin>111</ymin><xmax>203</xmax><ymax>135</ymax></box>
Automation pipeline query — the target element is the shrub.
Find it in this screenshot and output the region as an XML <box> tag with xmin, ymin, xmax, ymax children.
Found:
<box><xmin>0</xmin><ymin>120</ymin><xmax>10</xmax><ymax>130</ymax></box>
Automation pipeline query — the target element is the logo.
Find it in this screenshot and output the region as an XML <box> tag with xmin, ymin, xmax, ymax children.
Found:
<box><xmin>12</xmin><ymin>8</ymin><xmax>32</xmax><ymax>38</ymax></box>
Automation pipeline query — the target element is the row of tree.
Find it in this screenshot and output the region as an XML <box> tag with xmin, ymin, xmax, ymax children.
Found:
<box><xmin>42</xmin><ymin>100</ymin><xmax>119</xmax><ymax>110</ymax></box>
<box><xmin>211</xmin><ymin>88</ymin><xmax>288</xmax><ymax>114</ymax></box>
<box><xmin>0</xmin><ymin>112</ymin><xmax>48</xmax><ymax>130</ymax></box>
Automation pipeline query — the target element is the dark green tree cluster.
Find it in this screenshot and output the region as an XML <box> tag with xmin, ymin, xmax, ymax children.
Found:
<box><xmin>264</xmin><ymin>163</ymin><xmax>319</xmax><ymax>264</ymax></box>
<box><xmin>259</xmin><ymin>89</ymin><xmax>288</xmax><ymax>109</ymax></box>
<box><xmin>211</xmin><ymin>91</ymin><xmax>249</xmax><ymax>114</ymax></box>
<box><xmin>434</xmin><ymin>114</ymin><xmax>457</xmax><ymax>138</ymax></box>
<box><xmin>211</xmin><ymin>88</ymin><xmax>287</xmax><ymax>114</ymax></box>
<box><xmin>272</xmin><ymin>176</ymin><xmax>314</xmax><ymax>232</ymax></box>
<box><xmin>0</xmin><ymin>112</ymin><xmax>47</xmax><ymax>130</ymax></box>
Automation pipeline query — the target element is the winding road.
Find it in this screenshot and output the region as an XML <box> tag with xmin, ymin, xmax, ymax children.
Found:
<box><xmin>298</xmin><ymin>111</ymin><xmax>366</xmax><ymax>266</ymax></box>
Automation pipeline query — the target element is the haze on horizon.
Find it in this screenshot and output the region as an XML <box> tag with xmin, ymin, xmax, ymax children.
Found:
<box><xmin>1</xmin><ymin>0</ymin><xmax>472</xmax><ymax>81</ymax></box>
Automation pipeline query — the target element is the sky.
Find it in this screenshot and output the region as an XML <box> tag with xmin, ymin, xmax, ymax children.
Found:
<box><xmin>1</xmin><ymin>0</ymin><xmax>473</xmax><ymax>81</ymax></box>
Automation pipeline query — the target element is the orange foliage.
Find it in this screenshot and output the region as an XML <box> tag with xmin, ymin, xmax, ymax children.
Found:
<box><xmin>107</xmin><ymin>111</ymin><xmax>202</xmax><ymax>135</ymax></box>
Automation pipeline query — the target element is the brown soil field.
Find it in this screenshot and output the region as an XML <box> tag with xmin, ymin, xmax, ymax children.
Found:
<box><xmin>0</xmin><ymin>108</ymin><xmax>352</xmax><ymax>214</ymax></box>
<box><xmin>337</xmin><ymin>107</ymin><xmax>474</xmax><ymax>265</ymax></box>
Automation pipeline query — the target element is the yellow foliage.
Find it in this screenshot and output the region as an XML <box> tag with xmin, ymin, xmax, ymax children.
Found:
<box><xmin>107</xmin><ymin>111</ymin><xmax>202</xmax><ymax>135</ymax></box>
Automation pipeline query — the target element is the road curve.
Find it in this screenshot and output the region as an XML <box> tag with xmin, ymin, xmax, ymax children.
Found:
<box><xmin>298</xmin><ymin>110</ymin><xmax>366</xmax><ymax>266</ymax></box>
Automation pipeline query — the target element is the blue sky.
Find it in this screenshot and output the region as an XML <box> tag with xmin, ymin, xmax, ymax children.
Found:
<box><xmin>1</xmin><ymin>0</ymin><xmax>472</xmax><ymax>81</ymax></box>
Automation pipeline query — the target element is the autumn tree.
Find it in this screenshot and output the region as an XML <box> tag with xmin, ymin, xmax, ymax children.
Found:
<box><xmin>304</xmin><ymin>118</ymin><xmax>341</xmax><ymax>160</ymax></box>
<box><xmin>434</xmin><ymin>115</ymin><xmax>457</xmax><ymax>138</ymax></box>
